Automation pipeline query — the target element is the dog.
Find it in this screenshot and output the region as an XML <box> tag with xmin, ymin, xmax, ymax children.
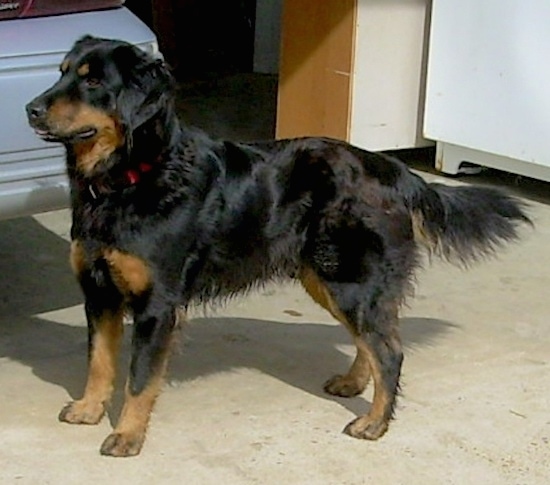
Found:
<box><xmin>26</xmin><ymin>36</ymin><xmax>531</xmax><ymax>457</ymax></box>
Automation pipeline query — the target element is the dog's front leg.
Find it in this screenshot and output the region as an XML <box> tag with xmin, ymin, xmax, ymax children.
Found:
<box><xmin>59</xmin><ymin>304</ymin><xmax>124</xmax><ymax>425</ymax></box>
<box><xmin>100</xmin><ymin>301</ymin><xmax>177</xmax><ymax>457</ymax></box>
<box><xmin>60</xmin><ymin>246</ymin><xmax>125</xmax><ymax>425</ymax></box>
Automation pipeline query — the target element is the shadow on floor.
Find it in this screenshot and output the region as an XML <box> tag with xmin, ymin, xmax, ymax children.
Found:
<box><xmin>0</xmin><ymin>217</ymin><xmax>455</xmax><ymax>416</ymax></box>
<box><xmin>1</xmin><ymin>309</ymin><xmax>456</xmax><ymax>424</ymax></box>
<box><xmin>0</xmin><ymin>216</ymin><xmax>80</xmax><ymax>317</ymax></box>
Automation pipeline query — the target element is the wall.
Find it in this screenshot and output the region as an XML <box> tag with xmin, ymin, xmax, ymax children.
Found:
<box><xmin>253</xmin><ymin>0</ymin><xmax>283</xmax><ymax>74</ymax></box>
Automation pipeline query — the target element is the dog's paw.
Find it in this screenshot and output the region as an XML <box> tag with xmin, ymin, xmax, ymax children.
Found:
<box><xmin>343</xmin><ymin>415</ymin><xmax>388</xmax><ymax>440</ymax></box>
<box><xmin>324</xmin><ymin>374</ymin><xmax>366</xmax><ymax>397</ymax></box>
<box><xmin>58</xmin><ymin>400</ymin><xmax>105</xmax><ymax>425</ymax></box>
<box><xmin>100</xmin><ymin>432</ymin><xmax>144</xmax><ymax>457</ymax></box>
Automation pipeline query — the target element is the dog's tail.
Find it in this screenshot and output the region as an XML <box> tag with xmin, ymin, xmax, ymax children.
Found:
<box><xmin>406</xmin><ymin>176</ymin><xmax>532</xmax><ymax>264</ymax></box>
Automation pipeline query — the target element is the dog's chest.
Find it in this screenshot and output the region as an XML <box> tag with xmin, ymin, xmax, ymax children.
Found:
<box><xmin>71</xmin><ymin>239</ymin><xmax>151</xmax><ymax>300</ymax></box>
<box><xmin>101</xmin><ymin>247</ymin><xmax>151</xmax><ymax>298</ymax></box>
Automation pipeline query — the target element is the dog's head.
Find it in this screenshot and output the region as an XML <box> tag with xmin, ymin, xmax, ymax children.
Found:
<box><xmin>26</xmin><ymin>36</ymin><xmax>173</xmax><ymax>176</ymax></box>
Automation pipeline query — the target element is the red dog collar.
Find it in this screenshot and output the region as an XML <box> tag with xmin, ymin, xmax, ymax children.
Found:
<box><xmin>125</xmin><ymin>162</ymin><xmax>153</xmax><ymax>185</ymax></box>
<box><xmin>87</xmin><ymin>161</ymin><xmax>155</xmax><ymax>199</ymax></box>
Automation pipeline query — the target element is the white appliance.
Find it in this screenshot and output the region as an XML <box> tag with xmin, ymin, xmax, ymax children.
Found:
<box><xmin>424</xmin><ymin>0</ymin><xmax>550</xmax><ymax>181</ymax></box>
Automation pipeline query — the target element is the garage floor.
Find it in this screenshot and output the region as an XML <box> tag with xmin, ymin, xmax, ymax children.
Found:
<box><xmin>0</xmin><ymin>74</ymin><xmax>548</xmax><ymax>484</ymax></box>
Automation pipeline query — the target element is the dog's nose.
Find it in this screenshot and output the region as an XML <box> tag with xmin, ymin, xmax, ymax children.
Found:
<box><xmin>26</xmin><ymin>101</ymin><xmax>47</xmax><ymax>120</ymax></box>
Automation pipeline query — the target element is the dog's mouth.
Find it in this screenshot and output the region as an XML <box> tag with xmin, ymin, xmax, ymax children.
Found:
<box><xmin>33</xmin><ymin>128</ymin><xmax>61</xmax><ymax>142</ymax></box>
<box><xmin>33</xmin><ymin>126</ymin><xmax>98</xmax><ymax>143</ymax></box>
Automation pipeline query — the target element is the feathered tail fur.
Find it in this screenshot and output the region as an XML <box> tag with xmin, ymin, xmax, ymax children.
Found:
<box><xmin>407</xmin><ymin>179</ymin><xmax>532</xmax><ymax>264</ymax></box>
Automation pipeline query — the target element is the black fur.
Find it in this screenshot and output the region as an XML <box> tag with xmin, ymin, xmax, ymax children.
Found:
<box><xmin>26</xmin><ymin>36</ymin><xmax>531</xmax><ymax>456</ymax></box>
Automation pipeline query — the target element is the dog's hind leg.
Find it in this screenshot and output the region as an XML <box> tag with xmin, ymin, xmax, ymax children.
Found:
<box><xmin>300</xmin><ymin>267</ymin><xmax>372</xmax><ymax>397</ymax></box>
<box><xmin>343</xmin><ymin>316</ymin><xmax>402</xmax><ymax>440</ymax></box>
<box><xmin>324</xmin><ymin>335</ymin><xmax>372</xmax><ymax>397</ymax></box>
<box><xmin>299</xmin><ymin>266</ymin><xmax>403</xmax><ymax>440</ymax></box>
<box><xmin>100</xmin><ymin>300</ymin><xmax>177</xmax><ymax>457</ymax></box>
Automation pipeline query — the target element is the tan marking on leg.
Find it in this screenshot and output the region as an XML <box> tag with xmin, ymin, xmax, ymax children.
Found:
<box><xmin>300</xmin><ymin>266</ymin><xmax>399</xmax><ymax>439</ymax></box>
<box><xmin>343</xmin><ymin>341</ymin><xmax>391</xmax><ymax>439</ymax></box>
<box><xmin>100</xmin><ymin>336</ymin><xmax>174</xmax><ymax>457</ymax></box>
<box><xmin>70</xmin><ymin>239</ymin><xmax>87</xmax><ymax>276</ymax></box>
<box><xmin>59</xmin><ymin>309</ymin><xmax>124</xmax><ymax>425</ymax></box>
<box><xmin>324</xmin><ymin>335</ymin><xmax>372</xmax><ymax>397</ymax></box>
<box><xmin>345</xmin><ymin>308</ymin><xmax>402</xmax><ymax>440</ymax></box>
<box><xmin>300</xmin><ymin>266</ymin><xmax>371</xmax><ymax>396</ymax></box>
<box><xmin>299</xmin><ymin>266</ymin><xmax>355</xmax><ymax>333</ymax></box>
<box><xmin>104</xmin><ymin>249</ymin><xmax>151</xmax><ymax>297</ymax></box>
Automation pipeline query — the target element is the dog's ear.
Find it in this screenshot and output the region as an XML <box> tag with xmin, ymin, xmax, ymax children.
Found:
<box><xmin>75</xmin><ymin>34</ymin><xmax>97</xmax><ymax>45</ymax></box>
<box><xmin>71</xmin><ymin>35</ymin><xmax>104</xmax><ymax>52</ymax></box>
<box><xmin>113</xmin><ymin>44</ymin><xmax>174</xmax><ymax>132</ymax></box>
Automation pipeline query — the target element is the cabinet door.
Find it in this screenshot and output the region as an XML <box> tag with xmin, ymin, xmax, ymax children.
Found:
<box><xmin>276</xmin><ymin>0</ymin><xmax>356</xmax><ymax>141</ymax></box>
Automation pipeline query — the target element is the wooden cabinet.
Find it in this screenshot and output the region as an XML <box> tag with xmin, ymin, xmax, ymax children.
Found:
<box><xmin>277</xmin><ymin>0</ymin><xmax>433</xmax><ymax>151</ymax></box>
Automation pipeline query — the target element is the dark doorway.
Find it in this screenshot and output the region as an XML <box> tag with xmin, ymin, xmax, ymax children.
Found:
<box><xmin>126</xmin><ymin>0</ymin><xmax>277</xmax><ymax>141</ymax></box>
<box><xmin>127</xmin><ymin>0</ymin><xmax>256</xmax><ymax>78</ymax></box>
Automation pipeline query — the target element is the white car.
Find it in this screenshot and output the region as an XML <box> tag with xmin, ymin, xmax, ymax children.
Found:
<box><xmin>0</xmin><ymin>4</ymin><xmax>159</xmax><ymax>219</ymax></box>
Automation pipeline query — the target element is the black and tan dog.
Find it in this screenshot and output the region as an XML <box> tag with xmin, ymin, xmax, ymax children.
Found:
<box><xmin>26</xmin><ymin>36</ymin><xmax>531</xmax><ymax>457</ymax></box>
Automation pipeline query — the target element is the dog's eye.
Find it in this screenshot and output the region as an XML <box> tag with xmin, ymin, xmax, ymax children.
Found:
<box><xmin>85</xmin><ymin>78</ymin><xmax>101</xmax><ymax>88</ymax></box>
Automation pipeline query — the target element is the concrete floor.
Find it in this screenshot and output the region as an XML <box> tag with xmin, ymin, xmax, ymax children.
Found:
<box><xmin>0</xmin><ymin>74</ymin><xmax>549</xmax><ymax>483</ymax></box>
